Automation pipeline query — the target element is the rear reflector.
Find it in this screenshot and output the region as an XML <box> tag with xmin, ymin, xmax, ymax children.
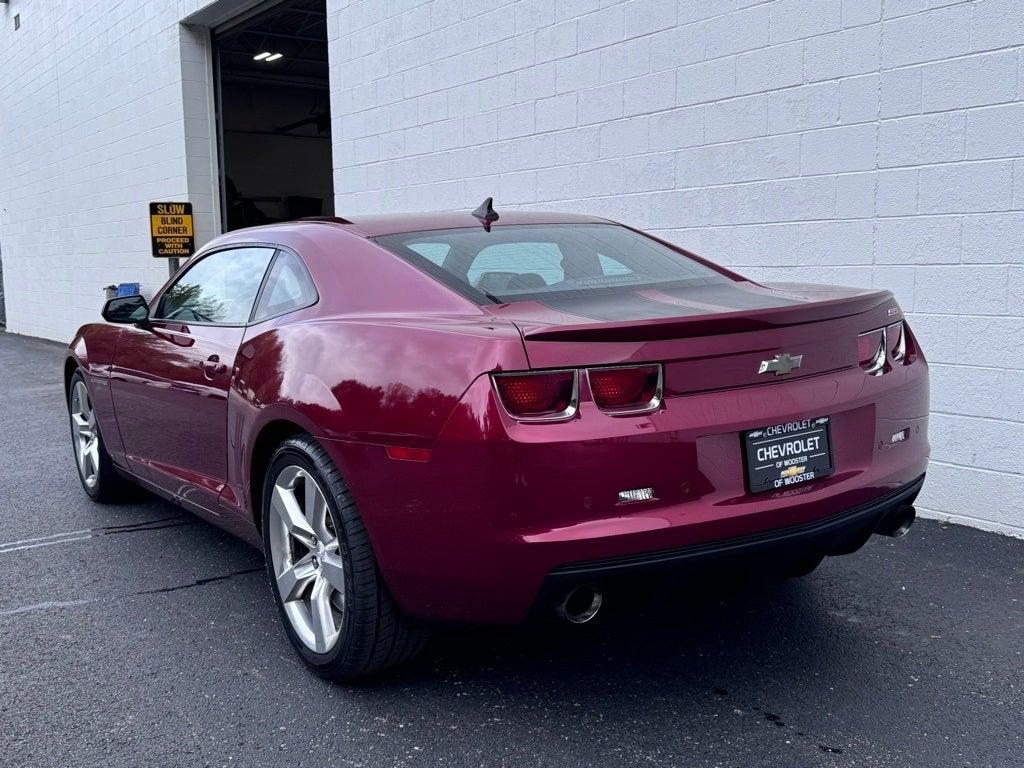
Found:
<box><xmin>386</xmin><ymin>446</ymin><xmax>431</xmax><ymax>462</ymax></box>
<box><xmin>858</xmin><ymin>328</ymin><xmax>885</xmax><ymax>374</ymax></box>
<box><xmin>587</xmin><ymin>364</ymin><xmax>662</xmax><ymax>414</ymax></box>
<box><xmin>493</xmin><ymin>370</ymin><xmax>577</xmax><ymax>421</ymax></box>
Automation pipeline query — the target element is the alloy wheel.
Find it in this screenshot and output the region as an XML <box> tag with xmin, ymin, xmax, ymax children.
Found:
<box><xmin>70</xmin><ymin>380</ymin><xmax>100</xmax><ymax>489</ymax></box>
<box><xmin>267</xmin><ymin>465</ymin><xmax>346</xmax><ymax>654</ymax></box>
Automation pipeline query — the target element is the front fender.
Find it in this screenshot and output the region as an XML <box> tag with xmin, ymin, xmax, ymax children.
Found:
<box><xmin>66</xmin><ymin>323</ymin><xmax>126</xmax><ymax>465</ymax></box>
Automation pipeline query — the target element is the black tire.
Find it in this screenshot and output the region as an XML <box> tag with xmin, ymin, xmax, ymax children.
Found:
<box><xmin>779</xmin><ymin>553</ymin><xmax>825</xmax><ymax>578</ymax></box>
<box><xmin>262</xmin><ymin>434</ymin><xmax>428</xmax><ymax>681</ymax></box>
<box><xmin>67</xmin><ymin>370</ymin><xmax>130</xmax><ymax>503</ymax></box>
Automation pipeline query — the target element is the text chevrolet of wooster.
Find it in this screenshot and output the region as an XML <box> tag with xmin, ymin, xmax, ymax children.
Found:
<box><xmin>65</xmin><ymin>200</ymin><xmax>929</xmax><ymax>680</ymax></box>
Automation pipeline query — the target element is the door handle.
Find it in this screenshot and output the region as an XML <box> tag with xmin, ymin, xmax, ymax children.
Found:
<box><xmin>201</xmin><ymin>355</ymin><xmax>227</xmax><ymax>379</ymax></box>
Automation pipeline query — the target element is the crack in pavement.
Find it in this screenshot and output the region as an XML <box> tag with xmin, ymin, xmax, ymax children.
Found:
<box><xmin>96</xmin><ymin>514</ymin><xmax>191</xmax><ymax>533</ymax></box>
<box><xmin>0</xmin><ymin>567</ymin><xmax>264</xmax><ymax>618</ymax></box>
<box><xmin>138</xmin><ymin>567</ymin><xmax>264</xmax><ymax>595</ymax></box>
<box><xmin>103</xmin><ymin>520</ymin><xmax>198</xmax><ymax>537</ymax></box>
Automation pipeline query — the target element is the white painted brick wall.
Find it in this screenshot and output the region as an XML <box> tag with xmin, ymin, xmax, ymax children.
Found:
<box><xmin>325</xmin><ymin>0</ymin><xmax>1024</xmax><ymax>537</ymax></box>
<box><xmin>0</xmin><ymin>0</ymin><xmax>1021</xmax><ymax>537</ymax></box>
<box><xmin>0</xmin><ymin>0</ymin><xmax>218</xmax><ymax>341</ymax></box>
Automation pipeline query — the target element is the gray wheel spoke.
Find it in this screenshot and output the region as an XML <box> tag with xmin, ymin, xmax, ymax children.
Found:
<box><xmin>72</xmin><ymin>413</ymin><xmax>92</xmax><ymax>439</ymax></box>
<box><xmin>70</xmin><ymin>380</ymin><xmax>100</xmax><ymax>489</ymax></box>
<box><xmin>77</xmin><ymin>441</ymin><xmax>90</xmax><ymax>477</ymax></box>
<box><xmin>306</xmin><ymin>482</ymin><xmax>330</xmax><ymax>542</ymax></box>
<box><xmin>84</xmin><ymin>439</ymin><xmax>100</xmax><ymax>475</ymax></box>
<box><xmin>277</xmin><ymin>555</ymin><xmax>317</xmax><ymax>602</ymax></box>
<box><xmin>267</xmin><ymin>463</ymin><xmax>346</xmax><ymax>655</ymax></box>
<box><xmin>318</xmin><ymin>551</ymin><xmax>346</xmax><ymax>597</ymax></box>
<box><xmin>271</xmin><ymin>483</ymin><xmax>316</xmax><ymax>547</ymax></box>
<box><xmin>309</xmin><ymin>576</ymin><xmax>339</xmax><ymax>654</ymax></box>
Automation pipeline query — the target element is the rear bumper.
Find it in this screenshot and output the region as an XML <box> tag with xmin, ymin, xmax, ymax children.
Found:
<box><xmin>534</xmin><ymin>473</ymin><xmax>924</xmax><ymax>610</ymax></box>
<box><xmin>328</xmin><ymin>355</ymin><xmax>929</xmax><ymax>626</ymax></box>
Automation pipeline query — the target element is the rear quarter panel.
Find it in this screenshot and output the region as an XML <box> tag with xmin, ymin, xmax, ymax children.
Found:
<box><xmin>228</xmin><ymin>313</ymin><xmax>530</xmax><ymax>538</ymax></box>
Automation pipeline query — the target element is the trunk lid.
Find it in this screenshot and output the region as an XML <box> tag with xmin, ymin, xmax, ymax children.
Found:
<box><xmin>486</xmin><ymin>281</ymin><xmax>899</xmax><ymax>395</ymax></box>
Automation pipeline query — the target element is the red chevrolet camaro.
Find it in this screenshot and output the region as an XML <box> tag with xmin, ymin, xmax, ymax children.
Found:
<box><xmin>66</xmin><ymin>201</ymin><xmax>929</xmax><ymax>679</ymax></box>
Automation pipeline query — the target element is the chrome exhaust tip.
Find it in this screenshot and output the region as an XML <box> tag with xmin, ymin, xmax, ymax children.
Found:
<box><xmin>556</xmin><ymin>585</ymin><xmax>603</xmax><ymax>624</ymax></box>
<box><xmin>876</xmin><ymin>504</ymin><xmax>916</xmax><ymax>538</ymax></box>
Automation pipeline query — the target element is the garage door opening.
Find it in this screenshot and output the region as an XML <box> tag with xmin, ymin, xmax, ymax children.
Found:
<box><xmin>212</xmin><ymin>0</ymin><xmax>333</xmax><ymax>232</ymax></box>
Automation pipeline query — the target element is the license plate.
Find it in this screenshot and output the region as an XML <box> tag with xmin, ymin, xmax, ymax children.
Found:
<box><xmin>743</xmin><ymin>417</ymin><xmax>834</xmax><ymax>494</ymax></box>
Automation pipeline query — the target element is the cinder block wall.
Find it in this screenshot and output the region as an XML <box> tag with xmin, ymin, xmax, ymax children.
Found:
<box><xmin>0</xmin><ymin>0</ymin><xmax>217</xmax><ymax>341</ymax></box>
<box><xmin>327</xmin><ymin>0</ymin><xmax>1024</xmax><ymax>536</ymax></box>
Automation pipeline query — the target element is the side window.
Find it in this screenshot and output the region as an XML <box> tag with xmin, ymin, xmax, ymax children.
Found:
<box><xmin>253</xmin><ymin>251</ymin><xmax>318</xmax><ymax>321</ymax></box>
<box><xmin>154</xmin><ymin>247</ymin><xmax>274</xmax><ymax>324</ymax></box>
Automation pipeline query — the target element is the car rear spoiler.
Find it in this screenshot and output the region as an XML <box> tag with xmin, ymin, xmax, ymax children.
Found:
<box><xmin>517</xmin><ymin>290</ymin><xmax>895</xmax><ymax>342</ymax></box>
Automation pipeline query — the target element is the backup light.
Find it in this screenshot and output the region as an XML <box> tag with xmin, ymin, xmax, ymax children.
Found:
<box><xmin>887</xmin><ymin>322</ymin><xmax>906</xmax><ymax>362</ymax></box>
<box><xmin>857</xmin><ymin>328</ymin><xmax>886</xmax><ymax>375</ymax></box>
<box><xmin>859</xmin><ymin>321</ymin><xmax>912</xmax><ymax>375</ymax></box>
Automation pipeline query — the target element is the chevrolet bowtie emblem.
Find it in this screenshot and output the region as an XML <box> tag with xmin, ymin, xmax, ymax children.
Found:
<box><xmin>758</xmin><ymin>353</ymin><xmax>803</xmax><ymax>376</ymax></box>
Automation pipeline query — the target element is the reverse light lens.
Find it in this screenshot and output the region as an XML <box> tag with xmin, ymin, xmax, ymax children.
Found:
<box><xmin>887</xmin><ymin>321</ymin><xmax>906</xmax><ymax>362</ymax></box>
<box><xmin>494</xmin><ymin>370</ymin><xmax>577</xmax><ymax>421</ymax></box>
<box><xmin>858</xmin><ymin>328</ymin><xmax>885</xmax><ymax>374</ymax></box>
<box><xmin>588</xmin><ymin>364</ymin><xmax>662</xmax><ymax>413</ymax></box>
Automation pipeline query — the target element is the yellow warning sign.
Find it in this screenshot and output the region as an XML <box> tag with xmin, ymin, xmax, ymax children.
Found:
<box><xmin>149</xmin><ymin>202</ymin><xmax>195</xmax><ymax>258</ymax></box>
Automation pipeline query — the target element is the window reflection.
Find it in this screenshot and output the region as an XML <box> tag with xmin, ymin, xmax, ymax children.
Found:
<box><xmin>376</xmin><ymin>224</ymin><xmax>728</xmax><ymax>304</ymax></box>
<box><xmin>156</xmin><ymin>247</ymin><xmax>274</xmax><ymax>324</ymax></box>
<box><xmin>253</xmin><ymin>251</ymin><xmax>318</xmax><ymax>321</ymax></box>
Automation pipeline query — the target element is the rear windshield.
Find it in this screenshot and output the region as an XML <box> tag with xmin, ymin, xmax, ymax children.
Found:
<box><xmin>374</xmin><ymin>224</ymin><xmax>729</xmax><ymax>304</ymax></box>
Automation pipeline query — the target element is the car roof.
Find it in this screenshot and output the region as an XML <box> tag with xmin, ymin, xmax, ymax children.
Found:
<box><xmin>294</xmin><ymin>209</ymin><xmax>613</xmax><ymax>238</ymax></box>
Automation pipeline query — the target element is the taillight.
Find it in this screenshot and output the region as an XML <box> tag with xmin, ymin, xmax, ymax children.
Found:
<box><xmin>859</xmin><ymin>320</ymin><xmax>913</xmax><ymax>375</ymax></box>
<box><xmin>887</xmin><ymin>321</ymin><xmax>906</xmax><ymax>362</ymax></box>
<box><xmin>858</xmin><ymin>328</ymin><xmax>885</xmax><ymax>375</ymax></box>
<box><xmin>493</xmin><ymin>370</ymin><xmax>577</xmax><ymax>421</ymax></box>
<box><xmin>587</xmin><ymin>364</ymin><xmax>663</xmax><ymax>414</ymax></box>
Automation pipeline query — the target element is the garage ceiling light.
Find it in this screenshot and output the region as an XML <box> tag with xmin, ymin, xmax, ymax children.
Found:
<box><xmin>265</xmin><ymin>53</ymin><xmax>283</xmax><ymax>62</ymax></box>
<box><xmin>253</xmin><ymin>51</ymin><xmax>272</xmax><ymax>60</ymax></box>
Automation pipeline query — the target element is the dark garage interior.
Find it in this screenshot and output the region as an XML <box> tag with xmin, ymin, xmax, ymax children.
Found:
<box><xmin>212</xmin><ymin>0</ymin><xmax>333</xmax><ymax>232</ymax></box>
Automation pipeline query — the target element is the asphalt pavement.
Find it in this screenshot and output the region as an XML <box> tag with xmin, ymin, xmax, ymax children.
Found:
<box><xmin>0</xmin><ymin>330</ymin><xmax>1021</xmax><ymax>768</ymax></box>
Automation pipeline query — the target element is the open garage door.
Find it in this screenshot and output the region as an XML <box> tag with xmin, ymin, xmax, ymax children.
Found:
<box><xmin>212</xmin><ymin>0</ymin><xmax>333</xmax><ymax>232</ymax></box>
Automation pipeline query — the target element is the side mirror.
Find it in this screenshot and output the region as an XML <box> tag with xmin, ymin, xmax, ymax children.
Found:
<box><xmin>102</xmin><ymin>294</ymin><xmax>149</xmax><ymax>324</ymax></box>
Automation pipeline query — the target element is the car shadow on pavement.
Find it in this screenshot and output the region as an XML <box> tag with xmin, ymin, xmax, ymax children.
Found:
<box><xmin>331</xmin><ymin>570</ymin><xmax>876</xmax><ymax>757</ymax></box>
<box><xmin>374</xmin><ymin>569</ymin><xmax>863</xmax><ymax>689</ymax></box>
<box><xmin>119</xmin><ymin>488</ymin><xmax>899</xmax><ymax>706</ymax></box>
